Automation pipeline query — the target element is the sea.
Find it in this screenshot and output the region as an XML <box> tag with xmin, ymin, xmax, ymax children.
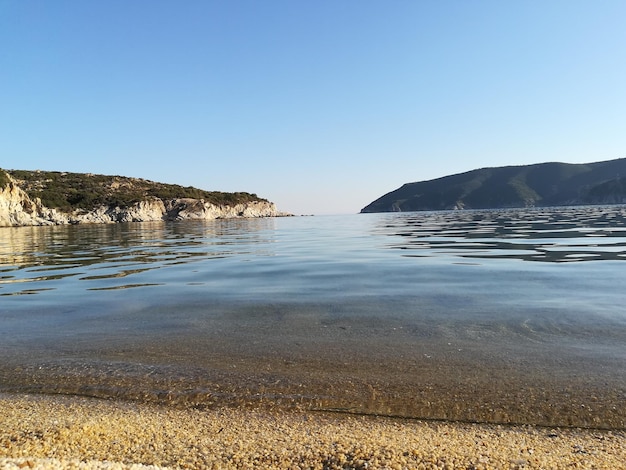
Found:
<box><xmin>1</xmin><ymin>206</ymin><xmax>625</xmax><ymax>430</ymax></box>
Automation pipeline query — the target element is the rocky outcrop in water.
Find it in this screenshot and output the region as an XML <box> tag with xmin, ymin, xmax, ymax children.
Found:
<box><xmin>0</xmin><ymin>172</ymin><xmax>287</xmax><ymax>227</ymax></box>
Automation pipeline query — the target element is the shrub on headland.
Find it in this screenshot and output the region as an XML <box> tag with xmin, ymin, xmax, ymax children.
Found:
<box><xmin>4</xmin><ymin>169</ymin><xmax>268</xmax><ymax>212</ymax></box>
<box><xmin>0</xmin><ymin>169</ymin><xmax>10</xmax><ymax>188</ymax></box>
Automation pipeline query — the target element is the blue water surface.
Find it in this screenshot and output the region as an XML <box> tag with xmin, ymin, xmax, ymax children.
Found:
<box><xmin>1</xmin><ymin>206</ymin><xmax>625</xmax><ymax>428</ymax></box>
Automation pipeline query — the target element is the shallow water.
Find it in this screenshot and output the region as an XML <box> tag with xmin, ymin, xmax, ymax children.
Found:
<box><xmin>1</xmin><ymin>206</ymin><xmax>625</xmax><ymax>428</ymax></box>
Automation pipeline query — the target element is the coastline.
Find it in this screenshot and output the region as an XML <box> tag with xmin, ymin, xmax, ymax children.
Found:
<box><xmin>1</xmin><ymin>393</ymin><xmax>624</xmax><ymax>470</ymax></box>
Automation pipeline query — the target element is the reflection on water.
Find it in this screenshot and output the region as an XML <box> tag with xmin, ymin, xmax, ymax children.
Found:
<box><xmin>1</xmin><ymin>208</ymin><xmax>625</xmax><ymax>429</ymax></box>
<box><xmin>0</xmin><ymin>219</ymin><xmax>276</xmax><ymax>295</ymax></box>
<box><xmin>379</xmin><ymin>205</ymin><xmax>626</xmax><ymax>262</ymax></box>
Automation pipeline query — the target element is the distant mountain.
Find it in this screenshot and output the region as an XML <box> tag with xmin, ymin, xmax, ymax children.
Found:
<box><xmin>361</xmin><ymin>158</ymin><xmax>626</xmax><ymax>213</ymax></box>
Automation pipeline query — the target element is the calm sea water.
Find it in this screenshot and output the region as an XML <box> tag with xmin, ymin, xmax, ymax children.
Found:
<box><xmin>1</xmin><ymin>206</ymin><xmax>625</xmax><ymax>429</ymax></box>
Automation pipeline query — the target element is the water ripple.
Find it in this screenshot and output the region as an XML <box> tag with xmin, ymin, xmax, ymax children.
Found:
<box><xmin>380</xmin><ymin>205</ymin><xmax>626</xmax><ymax>262</ymax></box>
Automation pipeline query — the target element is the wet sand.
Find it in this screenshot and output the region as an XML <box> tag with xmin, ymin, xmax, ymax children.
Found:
<box><xmin>1</xmin><ymin>393</ymin><xmax>624</xmax><ymax>470</ymax></box>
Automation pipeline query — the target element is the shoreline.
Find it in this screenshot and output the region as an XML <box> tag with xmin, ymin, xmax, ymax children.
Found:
<box><xmin>1</xmin><ymin>393</ymin><xmax>624</xmax><ymax>469</ymax></box>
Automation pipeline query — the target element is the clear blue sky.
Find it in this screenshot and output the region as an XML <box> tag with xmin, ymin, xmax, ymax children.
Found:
<box><xmin>2</xmin><ymin>1</ymin><xmax>625</xmax><ymax>214</ymax></box>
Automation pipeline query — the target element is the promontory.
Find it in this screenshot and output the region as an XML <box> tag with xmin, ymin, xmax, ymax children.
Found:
<box><xmin>361</xmin><ymin>157</ymin><xmax>626</xmax><ymax>213</ymax></box>
<box><xmin>0</xmin><ymin>169</ymin><xmax>289</xmax><ymax>227</ymax></box>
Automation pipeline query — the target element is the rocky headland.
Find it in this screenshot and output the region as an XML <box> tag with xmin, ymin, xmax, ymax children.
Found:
<box><xmin>362</xmin><ymin>157</ymin><xmax>626</xmax><ymax>213</ymax></box>
<box><xmin>0</xmin><ymin>169</ymin><xmax>288</xmax><ymax>227</ymax></box>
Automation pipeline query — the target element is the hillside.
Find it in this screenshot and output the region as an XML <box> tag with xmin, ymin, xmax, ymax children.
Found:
<box><xmin>0</xmin><ymin>169</ymin><xmax>286</xmax><ymax>226</ymax></box>
<box><xmin>361</xmin><ymin>158</ymin><xmax>626</xmax><ymax>213</ymax></box>
<box><xmin>3</xmin><ymin>170</ymin><xmax>266</xmax><ymax>210</ymax></box>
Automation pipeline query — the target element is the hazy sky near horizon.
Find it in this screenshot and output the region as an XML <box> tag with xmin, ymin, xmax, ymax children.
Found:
<box><xmin>2</xmin><ymin>1</ymin><xmax>625</xmax><ymax>215</ymax></box>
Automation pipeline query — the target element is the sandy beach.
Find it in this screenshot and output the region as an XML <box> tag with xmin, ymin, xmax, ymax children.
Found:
<box><xmin>0</xmin><ymin>393</ymin><xmax>624</xmax><ymax>470</ymax></box>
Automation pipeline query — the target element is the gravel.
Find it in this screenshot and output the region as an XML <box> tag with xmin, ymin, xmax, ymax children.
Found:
<box><xmin>1</xmin><ymin>393</ymin><xmax>624</xmax><ymax>469</ymax></box>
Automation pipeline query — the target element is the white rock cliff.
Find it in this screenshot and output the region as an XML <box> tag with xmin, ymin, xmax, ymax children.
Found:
<box><xmin>0</xmin><ymin>180</ymin><xmax>286</xmax><ymax>227</ymax></box>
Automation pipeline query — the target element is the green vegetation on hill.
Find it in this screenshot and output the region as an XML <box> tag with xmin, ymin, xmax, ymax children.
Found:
<box><xmin>586</xmin><ymin>176</ymin><xmax>626</xmax><ymax>202</ymax></box>
<box><xmin>0</xmin><ymin>169</ymin><xmax>10</xmax><ymax>188</ymax></box>
<box><xmin>361</xmin><ymin>158</ymin><xmax>626</xmax><ymax>212</ymax></box>
<box><xmin>5</xmin><ymin>170</ymin><xmax>267</xmax><ymax>211</ymax></box>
